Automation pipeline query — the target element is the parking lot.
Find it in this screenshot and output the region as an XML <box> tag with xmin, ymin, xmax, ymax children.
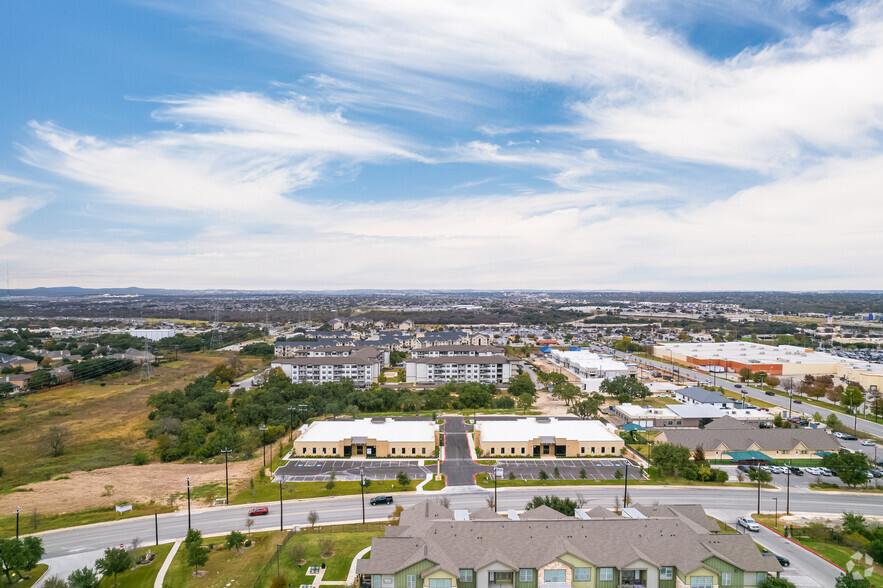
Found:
<box><xmin>493</xmin><ymin>458</ymin><xmax>643</xmax><ymax>481</ymax></box>
<box><xmin>273</xmin><ymin>459</ymin><xmax>433</xmax><ymax>483</ymax></box>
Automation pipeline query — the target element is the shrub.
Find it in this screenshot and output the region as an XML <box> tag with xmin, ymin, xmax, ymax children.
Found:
<box><xmin>714</xmin><ymin>469</ymin><xmax>729</xmax><ymax>483</ymax></box>
<box><xmin>538</xmin><ymin>470</ymin><xmax>548</xmax><ymax>480</ymax></box>
<box><xmin>132</xmin><ymin>452</ymin><xmax>149</xmax><ymax>466</ymax></box>
<box><xmin>843</xmin><ymin>532</ymin><xmax>870</xmax><ymax>551</ymax></box>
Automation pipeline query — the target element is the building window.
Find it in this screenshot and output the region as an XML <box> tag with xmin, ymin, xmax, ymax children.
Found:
<box><xmin>373</xmin><ymin>575</ymin><xmax>381</xmax><ymax>588</ymax></box>
<box><xmin>573</xmin><ymin>568</ymin><xmax>591</xmax><ymax>581</ymax></box>
<box><xmin>312</xmin><ymin>447</ymin><xmax>316</xmax><ymax>454</ymax></box>
<box><xmin>689</xmin><ymin>577</ymin><xmax>712</xmax><ymax>588</ymax></box>
<box><xmin>429</xmin><ymin>580</ymin><xmax>451</xmax><ymax>588</ymax></box>
<box><xmin>460</xmin><ymin>570</ymin><xmax>473</xmax><ymax>583</ymax></box>
<box><xmin>599</xmin><ymin>568</ymin><xmax>613</xmax><ymax>582</ymax></box>
<box><xmin>519</xmin><ymin>570</ymin><xmax>533</xmax><ymax>582</ymax></box>
<box><xmin>322</xmin><ymin>447</ymin><xmax>326</xmax><ymax>454</ymax></box>
<box><xmin>422</xmin><ymin>447</ymin><xmax>426</xmax><ymax>455</ymax></box>
<box><xmin>332</xmin><ymin>448</ymin><xmax>337</xmax><ymax>454</ymax></box>
<box><xmin>412</xmin><ymin>448</ymin><xmax>416</xmax><ymax>454</ymax></box>
<box><xmin>391</xmin><ymin>447</ymin><xmax>396</xmax><ymax>454</ymax></box>
<box><xmin>500</xmin><ymin>448</ymin><xmax>505</xmax><ymax>454</ymax></box>
<box><xmin>756</xmin><ymin>573</ymin><xmax>767</xmax><ymax>584</ymax></box>
<box><xmin>660</xmin><ymin>567</ymin><xmax>673</xmax><ymax>580</ymax></box>
<box><xmin>407</xmin><ymin>576</ymin><xmax>416</xmax><ymax>588</ymax></box>
<box><xmin>491</xmin><ymin>448</ymin><xmax>495</xmax><ymax>454</ymax></box>
<box><xmin>491</xmin><ymin>572</ymin><xmax>513</xmax><ymax>584</ymax></box>
<box><xmin>580</xmin><ymin>447</ymin><xmax>584</xmax><ymax>454</ymax></box>
<box><xmin>521</xmin><ymin>447</ymin><xmax>525</xmax><ymax>454</ymax></box>
<box><xmin>544</xmin><ymin>570</ymin><xmax>566</xmax><ymax>583</ymax></box>
<box><xmin>591</xmin><ymin>447</ymin><xmax>595</xmax><ymax>454</ymax></box>
<box><xmin>721</xmin><ymin>572</ymin><xmax>731</xmax><ymax>586</ymax></box>
<box><xmin>601</xmin><ymin>447</ymin><xmax>605</xmax><ymax>454</ymax></box>
<box><xmin>303</xmin><ymin>448</ymin><xmax>307</xmax><ymax>454</ymax></box>
<box><xmin>511</xmin><ymin>447</ymin><xmax>515</xmax><ymax>454</ymax></box>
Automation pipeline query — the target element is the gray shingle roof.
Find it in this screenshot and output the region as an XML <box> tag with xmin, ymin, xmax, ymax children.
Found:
<box><xmin>659</xmin><ymin>427</ymin><xmax>840</xmax><ymax>452</ymax></box>
<box><xmin>677</xmin><ymin>387</ymin><xmax>731</xmax><ymax>404</ymax></box>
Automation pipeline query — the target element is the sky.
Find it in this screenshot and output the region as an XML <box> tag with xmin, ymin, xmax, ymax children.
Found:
<box><xmin>1</xmin><ymin>0</ymin><xmax>882</xmax><ymax>290</ymax></box>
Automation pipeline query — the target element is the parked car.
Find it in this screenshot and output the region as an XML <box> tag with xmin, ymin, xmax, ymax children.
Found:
<box><xmin>793</xmin><ymin>398</ymin><xmax>802</xmax><ymax>403</ymax></box>
<box><xmin>370</xmin><ymin>495</ymin><xmax>394</xmax><ymax>505</ymax></box>
<box><xmin>870</xmin><ymin>469</ymin><xmax>883</xmax><ymax>478</ymax></box>
<box><xmin>765</xmin><ymin>391</ymin><xmax>775</xmax><ymax>396</ymax></box>
<box><xmin>841</xmin><ymin>434</ymin><xmax>857</xmax><ymax>441</ymax></box>
<box><xmin>805</xmin><ymin>467</ymin><xmax>823</xmax><ymax>475</ymax></box>
<box><xmin>861</xmin><ymin>440</ymin><xmax>875</xmax><ymax>446</ymax></box>
<box><xmin>737</xmin><ymin>464</ymin><xmax>752</xmax><ymax>473</ymax></box>
<box><xmin>763</xmin><ymin>552</ymin><xmax>790</xmax><ymax>567</ymax></box>
<box><xmin>789</xmin><ymin>466</ymin><xmax>804</xmax><ymax>476</ymax></box>
<box><xmin>738</xmin><ymin>516</ymin><xmax>760</xmax><ymax>532</ymax></box>
<box><xmin>820</xmin><ymin>467</ymin><xmax>835</xmax><ymax>477</ymax></box>
<box><xmin>248</xmin><ymin>506</ymin><xmax>269</xmax><ymax>516</ymax></box>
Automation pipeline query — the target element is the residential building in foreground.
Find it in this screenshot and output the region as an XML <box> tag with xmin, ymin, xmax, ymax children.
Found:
<box><xmin>405</xmin><ymin>355</ymin><xmax>513</xmax><ymax>384</ymax></box>
<box><xmin>270</xmin><ymin>346</ymin><xmax>386</xmax><ymax>386</ymax></box>
<box><xmin>357</xmin><ymin>500</ymin><xmax>781</xmax><ymax>588</ymax></box>
<box><xmin>292</xmin><ymin>417</ymin><xmax>438</xmax><ymax>457</ymax></box>
<box><xmin>473</xmin><ymin>417</ymin><xmax>624</xmax><ymax>457</ymax></box>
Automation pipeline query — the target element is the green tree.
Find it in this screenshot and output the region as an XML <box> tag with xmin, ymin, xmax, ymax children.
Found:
<box><xmin>517</xmin><ymin>393</ymin><xmax>534</xmax><ymax>413</ymax></box>
<box><xmin>326</xmin><ymin>470</ymin><xmax>337</xmax><ymax>494</ymax></box>
<box><xmin>396</xmin><ymin>471</ymin><xmax>410</xmax><ymax>487</ymax></box>
<box><xmin>183</xmin><ymin>528</ymin><xmax>209</xmax><ymax>573</ymax></box>
<box><xmin>553</xmin><ymin>381</ymin><xmax>580</xmax><ymax>406</ymax></box>
<box><xmin>0</xmin><ymin>537</ymin><xmax>43</xmax><ymax>584</ymax></box>
<box><xmin>759</xmin><ymin>578</ymin><xmax>796</xmax><ymax>588</ymax></box>
<box><xmin>748</xmin><ymin>468</ymin><xmax>772</xmax><ymax>484</ymax></box>
<box><xmin>95</xmin><ymin>546</ymin><xmax>131</xmax><ymax>585</ymax></box>
<box><xmin>834</xmin><ymin>574</ymin><xmax>870</xmax><ymax>588</ymax></box>
<box><xmin>739</xmin><ymin>367</ymin><xmax>752</xmax><ymax>382</ymax></box>
<box><xmin>525</xmin><ymin>495</ymin><xmax>579</xmax><ymax>516</ymax></box>
<box><xmin>225</xmin><ymin>530</ymin><xmax>246</xmax><ymax>552</ymax></box>
<box><xmin>841</xmin><ymin>386</ymin><xmax>864</xmax><ymax>415</ymax></box>
<box><xmin>568</xmin><ymin>397</ymin><xmax>601</xmax><ymax>419</ymax></box>
<box><xmin>650</xmin><ymin>443</ymin><xmax>691</xmax><ymax>478</ymax></box>
<box><xmin>599</xmin><ymin>376</ymin><xmax>650</xmax><ymax>400</ymax></box>
<box><xmin>42</xmin><ymin>425</ymin><xmax>70</xmax><ymax>457</ymax></box>
<box><xmin>507</xmin><ymin>372</ymin><xmax>535</xmax><ymax>398</ymax></box>
<box><xmin>842</xmin><ymin>512</ymin><xmax>867</xmax><ymax>535</ymax></box>
<box><xmin>826</xmin><ymin>413</ymin><xmax>842</xmax><ymax>429</ymax></box>
<box><xmin>822</xmin><ymin>451</ymin><xmax>870</xmax><ymax>487</ymax></box>
<box><xmin>68</xmin><ymin>566</ymin><xmax>101</xmax><ymax>588</ymax></box>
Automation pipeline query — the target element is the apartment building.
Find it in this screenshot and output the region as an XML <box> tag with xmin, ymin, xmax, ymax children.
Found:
<box><xmin>357</xmin><ymin>501</ymin><xmax>781</xmax><ymax>588</ymax></box>
<box><xmin>405</xmin><ymin>355</ymin><xmax>513</xmax><ymax>384</ymax></box>
<box><xmin>410</xmin><ymin>345</ymin><xmax>503</xmax><ymax>359</ymax></box>
<box><xmin>270</xmin><ymin>346</ymin><xmax>386</xmax><ymax>387</ymax></box>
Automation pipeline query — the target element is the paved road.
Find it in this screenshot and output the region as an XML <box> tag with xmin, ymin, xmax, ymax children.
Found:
<box><xmin>439</xmin><ymin>416</ymin><xmax>491</xmax><ymax>485</ymax></box>
<box><xmin>34</xmin><ymin>483</ymin><xmax>883</xmax><ymax>559</ymax></box>
<box><xmin>593</xmin><ymin>344</ymin><xmax>883</xmax><ymax>439</ymax></box>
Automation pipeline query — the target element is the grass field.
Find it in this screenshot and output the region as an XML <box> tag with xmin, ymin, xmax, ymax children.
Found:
<box><xmin>164</xmin><ymin>530</ymin><xmax>286</xmax><ymax>588</ymax></box>
<box><xmin>0</xmin><ymin>564</ymin><xmax>47</xmax><ymax>587</ymax></box>
<box><xmin>0</xmin><ymin>503</ymin><xmax>175</xmax><ymax>537</ymax></box>
<box><xmin>232</xmin><ymin>478</ymin><xmax>413</xmax><ymax>505</ymax></box>
<box><xmin>256</xmin><ymin>530</ymin><xmax>380</xmax><ymax>588</ymax></box>
<box><xmin>476</xmin><ymin>475</ymin><xmax>773</xmax><ymax>490</ymax></box>
<box><xmin>99</xmin><ymin>542</ymin><xmax>175</xmax><ymax>588</ymax></box>
<box><xmin>0</xmin><ymin>353</ymin><xmax>229</xmax><ymax>492</ymax></box>
<box><xmin>421</xmin><ymin>476</ymin><xmax>446</xmax><ymax>491</ymax></box>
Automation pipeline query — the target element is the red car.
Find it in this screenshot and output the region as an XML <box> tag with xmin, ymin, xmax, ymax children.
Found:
<box><xmin>248</xmin><ymin>507</ymin><xmax>269</xmax><ymax>516</ymax></box>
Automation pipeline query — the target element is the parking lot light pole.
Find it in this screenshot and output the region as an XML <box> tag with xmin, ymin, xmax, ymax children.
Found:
<box><xmin>773</xmin><ymin>497</ymin><xmax>778</xmax><ymax>529</ymax></box>
<box><xmin>360</xmin><ymin>467</ymin><xmax>366</xmax><ymax>524</ymax></box>
<box><xmin>259</xmin><ymin>425</ymin><xmax>268</xmax><ymax>468</ymax></box>
<box><xmin>221</xmin><ymin>448</ymin><xmax>232</xmax><ymax>505</ymax></box>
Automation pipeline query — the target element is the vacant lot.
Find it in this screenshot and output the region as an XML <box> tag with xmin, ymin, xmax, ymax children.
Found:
<box><xmin>0</xmin><ymin>354</ymin><xmax>232</xmax><ymax>494</ymax></box>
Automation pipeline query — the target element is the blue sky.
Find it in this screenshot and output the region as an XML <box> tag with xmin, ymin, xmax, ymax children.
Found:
<box><xmin>1</xmin><ymin>0</ymin><xmax>881</xmax><ymax>290</ymax></box>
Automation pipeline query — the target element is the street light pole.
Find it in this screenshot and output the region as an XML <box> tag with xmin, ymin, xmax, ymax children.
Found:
<box><xmin>259</xmin><ymin>425</ymin><xmax>268</xmax><ymax>468</ymax></box>
<box><xmin>756</xmin><ymin>475</ymin><xmax>761</xmax><ymax>515</ymax></box>
<box><xmin>278</xmin><ymin>479</ymin><xmax>284</xmax><ymax>532</ymax></box>
<box><xmin>623</xmin><ymin>462</ymin><xmax>629</xmax><ymax>507</ymax></box>
<box><xmin>185</xmin><ymin>476</ymin><xmax>192</xmax><ymax>530</ymax></box>
<box><xmin>773</xmin><ymin>497</ymin><xmax>778</xmax><ymax>529</ymax></box>
<box><xmin>14</xmin><ymin>506</ymin><xmax>21</xmax><ymax>539</ymax></box>
<box><xmin>360</xmin><ymin>467</ymin><xmax>366</xmax><ymax>525</ymax></box>
<box><xmin>786</xmin><ymin>467</ymin><xmax>791</xmax><ymax>515</ymax></box>
<box><xmin>221</xmin><ymin>448</ymin><xmax>232</xmax><ymax>505</ymax></box>
<box><xmin>788</xmin><ymin>391</ymin><xmax>793</xmax><ymax>420</ymax></box>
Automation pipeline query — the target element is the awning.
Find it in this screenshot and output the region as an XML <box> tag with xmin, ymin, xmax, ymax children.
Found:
<box><xmin>351</xmin><ymin>436</ymin><xmax>368</xmax><ymax>444</ymax></box>
<box><xmin>724</xmin><ymin>451</ymin><xmax>774</xmax><ymax>462</ymax></box>
<box><xmin>539</xmin><ymin>436</ymin><xmax>556</xmax><ymax>444</ymax></box>
<box><xmin>814</xmin><ymin>451</ymin><xmax>833</xmax><ymax>457</ymax></box>
<box><xmin>619</xmin><ymin>423</ymin><xmax>646</xmax><ymax>432</ymax></box>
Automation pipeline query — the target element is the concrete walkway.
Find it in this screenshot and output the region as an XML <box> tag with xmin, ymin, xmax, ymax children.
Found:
<box><xmin>154</xmin><ymin>539</ymin><xmax>182</xmax><ymax>588</ymax></box>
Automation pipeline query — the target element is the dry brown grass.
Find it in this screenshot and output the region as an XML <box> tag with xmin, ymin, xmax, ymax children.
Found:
<box><xmin>0</xmin><ymin>353</ymin><xmax>235</xmax><ymax>496</ymax></box>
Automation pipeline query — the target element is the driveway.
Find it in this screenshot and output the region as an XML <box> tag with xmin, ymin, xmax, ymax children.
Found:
<box><xmin>439</xmin><ymin>416</ymin><xmax>492</xmax><ymax>486</ymax></box>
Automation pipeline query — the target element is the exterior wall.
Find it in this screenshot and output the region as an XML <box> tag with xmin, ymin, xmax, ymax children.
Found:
<box><xmin>703</xmin><ymin>557</ymin><xmax>743</xmax><ymax>588</ymax></box>
<box><xmin>683</xmin><ymin>568</ymin><xmax>719</xmax><ymax>588</ymax></box>
<box><xmin>405</xmin><ymin>360</ymin><xmax>512</xmax><ymax>384</ymax></box>
<box><xmin>293</xmin><ymin>438</ymin><xmax>436</xmax><ymax>458</ymax></box>
<box><xmin>425</xmin><ymin>570</ymin><xmax>459</xmax><ymax>588</ymax></box>
<box><xmin>476</xmin><ymin>435</ymin><xmax>624</xmax><ymax>458</ymax></box>
<box><xmin>476</xmin><ymin>563</ymin><xmax>515</xmax><ymax>588</ymax></box>
<box><xmin>395</xmin><ymin>560</ymin><xmax>437</xmax><ymax>588</ymax></box>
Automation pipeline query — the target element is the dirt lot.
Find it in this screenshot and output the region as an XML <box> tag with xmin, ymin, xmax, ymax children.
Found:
<box><xmin>0</xmin><ymin>458</ymin><xmax>262</xmax><ymax>515</ymax></box>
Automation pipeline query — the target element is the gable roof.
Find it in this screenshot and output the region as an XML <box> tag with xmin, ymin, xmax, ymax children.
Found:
<box><xmin>660</xmin><ymin>427</ymin><xmax>839</xmax><ymax>452</ymax></box>
<box><xmin>676</xmin><ymin>387</ymin><xmax>731</xmax><ymax>404</ymax></box>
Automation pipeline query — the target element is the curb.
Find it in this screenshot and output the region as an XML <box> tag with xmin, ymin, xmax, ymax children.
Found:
<box><xmin>756</xmin><ymin>521</ymin><xmax>847</xmax><ymax>572</ymax></box>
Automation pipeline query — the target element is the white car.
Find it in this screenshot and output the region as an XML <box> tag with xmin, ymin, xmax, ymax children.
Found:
<box><xmin>805</xmin><ymin>467</ymin><xmax>822</xmax><ymax>475</ymax></box>
<box><xmin>834</xmin><ymin>432</ymin><xmax>847</xmax><ymax>439</ymax></box>
<box><xmin>861</xmin><ymin>440</ymin><xmax>875</xmax><ymax>446</ymax></box>
<box><xmin>738</xmin><ymin>516</ymin><xmax>760</xmax><ymax>532</ymax></box>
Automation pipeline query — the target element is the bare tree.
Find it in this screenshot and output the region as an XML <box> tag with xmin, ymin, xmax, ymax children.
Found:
<box><xmin>574</xmin><ymin>493</ymin><xmax>588</xmax><ymax>508</ymax></box>
<box><xmin>308</xmin><ymin>510</ymin><xmax>319</xmax><ymax>528</ymax></box>
<box><xmin>42</xmin><ymin>425</ymin><xmax>70</xmax><ymax>457</ymax></box>
<box><xmin>245</xmin><ymin>517</ymin><xmax>255</xmax><ymax>535</ymax></box>
<box><xmin>437</xmin><ymin>497</ymin><xmax>450</xmax><ymax>509</ymax></box>
<box><xmin>486</xmin><ymin>497</ymin><xmax>496</xmax><ymax>509</ymax></box>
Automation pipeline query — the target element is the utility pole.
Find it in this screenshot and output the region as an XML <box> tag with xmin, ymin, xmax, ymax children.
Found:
<box><xmin>259</xmin><ymin>425</ymin><xmax>268</xmax><ymax>468</ymax></box>
<box><xmin>221</xmin><ymin>448</ymin><xmax>232</xmax><ymax>505</ymax></box>
<box><xmin>278</xmin><ymin>479</ymin><xmax>284</xmax><ymax>532</ymax></box>
<box><xmin>155</xmin><ymin>511</ymin><xmax>159</xmax><ymax>546</ymax></box>
<box><xmin>288</xmin><ymin>406</ymin><xmax>297</xmax><ymax>442</ymax></box>
<box><xmin>773</xmin><ymin>497</ymin><xmax>778</xmax><ymax>529</ymax></box>
<box><xmin>786</xmin><ymin>467</ymin><xmax>791</xmax><ymax>515</ymax></box>
<box><xmin>756</xmin><ymin>475</ymin><xmax>761</xmax><ymax>515</ymax></box>
<box><xmin>185</xmin><ymin>476</ymin><xmax>192</xmax><ymax>530</ymax></box>
<box><xmin>493</xmin><ymin>467</ymin><xmax>503</xmax><ymax>513</ymax></box>
<box><xmin>360</xmin><ymin>466</ymin><xmax>366</xmax><ymax>524</ymax></box>
<box><xmin>623</xmin><ymin>462</ymin><xmax>629</xmax><ymax>507</ymax></box>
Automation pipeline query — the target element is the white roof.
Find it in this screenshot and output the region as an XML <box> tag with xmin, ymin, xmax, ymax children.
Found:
<box><xmin>550</xmin><ymin>349</ymin><xmax>630</xmax><ymax>373</ymax></box>
<box><xmin>616</xmin><ymin>403</ymin><xmax>677</xmax><ymax>419</ymax></box>
<box><xmin>297</xmin><ymin>418</ymin><xmax>437</xmax><ymax>443</ymax></box>
<box><xmin>657</xmin><ymin>342</ymin><xmax>847</xmax><ymax>366</ymax></box>
<box><xmin>669</xmin><ymin>404</ymin><xmax>770</xmax><ymax>420</ymax></box>
<box><xmin>475</xmin><ymin>418</ymin><xmax>620</xmax><ymax>443</ymax></box>
<box><xmin>647</xmin><ymin>382</ymin><xmax>685</xmax><ymax>393</ymax></box>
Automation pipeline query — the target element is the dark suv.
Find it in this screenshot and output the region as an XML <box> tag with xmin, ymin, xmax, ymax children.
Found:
<box><xmin>370</xmin><ymin>495</ymin><xmax>394</xmax><ymax>505</ymax></box>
